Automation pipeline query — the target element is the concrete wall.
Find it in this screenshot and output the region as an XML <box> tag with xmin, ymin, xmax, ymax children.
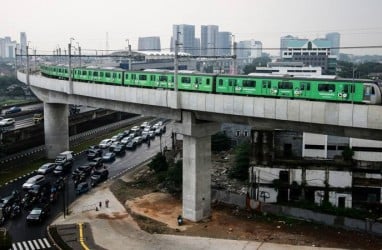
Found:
<box><xmin>351</xmin><ymin>138</ymin><xmax>382</xmax><ymax>162</ymax></box>
<box><xmin>302</xmin><ymin>133</ymin><xmax>327</xmax><ymax>158</ymax></box>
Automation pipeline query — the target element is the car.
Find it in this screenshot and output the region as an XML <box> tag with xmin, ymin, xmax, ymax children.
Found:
<box><xmin>102</xmin><ymin>152</ymin><xmax>116</xmax><ymax>162</ymax></box>
<box><xmin>72</xmin><ymin>165</ymin><xmax>93</xmax><ymax>178</ymax></box>
<box><xmin>76</xmin><ymin>182</ymin><xmax>90</xmax><ymax>195</ymax></box>
<box><xmin>120</xmin><ymin>136</ymin><xmax>132</xmax><ymax>145</ymax></box>
<box><xmin>126</xmin><ymin>141</ymin><xmax>137</xmax><ymax>150</ymax></box>
<box><xmin>133</xmin><ymin>136</ymin><xmax>143</xmax><ymax>145</ymax></box>
<box><xmin>140</xmin><ymin>121</ymin><xmax>149</xmax><ymax>129</ymax></box>
<box><xmin>122</xmin><ymin>129</ymin><xmax>130</xmax><ymax>137</ymax></box>
<box><xmin>87</xmin><ymin>149</ymin><xmax>102</xmax><ymax>160</ymax></box>
<box><xmin>5</xmin><ymin>106</ymin><xmax>21</xmax><ymax>115</ymax></box>
<box><xmin>26</xmin><ymin>205</ymin><xmax>50</xmax><ymax>224</ymax></box>
<box><xmin>53</xmin><ymin>164</ymin><xmax>71</xmax><ymax>176</ymax></box>
<box><xmin>90</xmin><ymin>169</ymin><xmax>109</xmax><ymax>187</ymax></box>
<box><xmin>87</xmin><ymin>145</ymin><xmax>102</xmax><ymax>152</ymax></box>
<box><xmin>155</xmin><ymin>127</ymin><xmax>162</xmax><ymax>136</ymax></box>
<box><xmin>0</xmin><ymin>118</ymin><xmax>15</xmax><ymax>127</ymax></box>
<box><xmin>88</xmin><ymin>157</ymin><xmax>103</xmax><ymax>169</ymax></box>
<box><xmin>99</xmin><ymin>139</ymin><xmax>112</xmax><ymax>149</ymax></box>
<box><xmin>148</xmin><ymin>130</ymin><xmax>156</xmax><ymax>139</ymax></box>
<box><xmin>113</xmin><ymin>144</ymin><xmax>126</xmax><ymax>156</ymax></box>
<box><xmin>29</xmin><ymin>181</ymin><xmax>51</xmax><ymax>202</ymax></box>
<box><xmin>110</xmin><ymin>135</ymin><xmax>120</xmax><ymax>142</ymax></box>
<box><xmin>109</xmin><ymin>142</ymin><xmax>119</xmax><ymax>152</ymax></box>
<box><xmin>22</xmin><ymin>175</ymin><xmax>46</xmax><ymax>190</ymax></box>
<box><xmin>130</xmin><ymin>126</ymin><xmax>141</xmax><ymax>136</ymax></box>
<box><xmin>36</xmin><ymin>163</ymin><xmax>56</xmax><ymax>175</ymax></box>
<box><xmin>141</xmin><ymin>132</ymin><xmax>149</xmax><ymax>142</ymax></box>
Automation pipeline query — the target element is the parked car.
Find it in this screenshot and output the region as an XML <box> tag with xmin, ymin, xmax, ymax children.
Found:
<box><xmin>5</xmin><ymin>106</ymin><xmax>21</xmax><ymax>115</ymax></box>
<box><xmin>53</xmin><ymin>164</ymin><xmax>71</xmax><ymax>176</ymax></box>
<box><xmin>55</xmin><ymin>151</ymin><xmax>74</xmax><ymax>168</ymax></box>
<box><xmin>0</xmin><ymin>118</ymin><xmax>15</xmax><ymax>127</ymax></box>
<box><xmin>76</xmin><ymin>182</ymin><xmax>90</xmax><ymax>195</ymax></box>
<box><xmin>99</xmin><ymin>139</ymin><xmax>112</xmax><ymax>149</ymax></box>
<box><xmin>87</xmin><ymin>149</ymin><xmax>102</xmax><ymax>160</ymax></box>
<box><xmin>26</xmin><ymin>205</ymin><xmax>50</xmax><ymax>224</ymax></box>
<box><xmin>36</xmin><ymin>163</ymin><xmax>56</xmax><ymax>175</ymax></box>
<box><xmin>102</xmin><ymin>152</ymin><xmax>116</xmax><ymax>162</ymax></box>
<box><xmin>110</xmin><ymin>134</ymin><xmax>123</xmax><ymax>142</ymax></box>
<box><xmin>130</xmin><ymin>126</ymin><xmax>141</xmax><ymax>136</ymax></box>
<box><xmin>90</xmin><ymin>169</ymin><xmax>109</xmax><ymax>187</ymax></box>
<box><xmin>126</xmin><ymin>141</ymin><xmax>137</xmax><ymax>150</ymax></box>
<box><xmin>22</xmin><ymin>175</ymin><xmax>46</xmax><ymax>190</ymax></box>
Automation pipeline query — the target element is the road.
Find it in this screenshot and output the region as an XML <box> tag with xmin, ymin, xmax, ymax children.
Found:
<box><xmin>0</xmin><ymin>120</ymin><xmax>173</xmax><ymax>248</ymax></box>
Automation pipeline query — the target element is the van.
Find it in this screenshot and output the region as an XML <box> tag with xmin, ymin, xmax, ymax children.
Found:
<box><xmin>22</xmin><ymin>175</ymin><xmax>46</xmax><ymax>190</ymax></box>
<box><xmin>55</xmin><ymin>151</ymin><xmax>74</xmax><ymax>167</ymax></box>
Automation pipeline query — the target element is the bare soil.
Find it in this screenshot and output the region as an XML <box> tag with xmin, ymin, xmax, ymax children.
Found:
<box><xmin>110</xmin><ymin>165</ymin><xmax>382</xmax><ymax>250</ymax></box>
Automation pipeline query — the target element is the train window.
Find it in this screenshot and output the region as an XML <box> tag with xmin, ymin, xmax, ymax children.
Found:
<box><xmin>219</xmin><ymin>79</ymin><xmax>223</xmax><ymax>86</ymax></box>
<box><xmin>118</xmin><ymin>73</ymin><xmax>121</xmax><ymax>79</ymax></box>
<box><xmin>159</xmin><ymin>75</ymin><xmax>167</xmax><ymax>81</ymax></box>
<box><xmin>82</xmin><ymin>71</ymin><xmax>87</xmax><ymax>75</ymax></box>
<box><xmin>262</xmin><ymin>80</ymin><xmax>271</xmax><ymax>88</ymax></box>
<box><xmin>113</xmin><ymin>73</ymin><xmax>116</xmax><ymax>78</ymax></box>
<box><xmin>139</xmin><ymin>75</ymin><xmax>146</xmax><ymax>81</ymax></box>
<box><xmin>93</xmin><ymin>72</ymin><xmax>98</xmax><ymax>77</ymax></box>
<box><xmin>181</xmin><ymin>77</ymin><xmax>191</xmax><ymax>84</ymax></box>
<box><xmin>243</xmin><ymin>80</ymin><xmax>256</xmax><ymax>87</ymax></box>
<box><xmin>318</xmin><ymin>84</ymin><xmax>335</xmax><ymax>92</ymax></box>
<box><xmin>100</xmin><ymin>72</ymin><xmax>104</xmax><ymax>77</ymax></box>
<box><xmin>229</xmin><ymin>79</ymin><xmax>237</xmax><ymax>86</ymax></box>
<box><xmin>206</xmin><ymin>79</ymin><xmax>210</xmax><ymax>85</ymax></box>
<box><xmin>301</xmin><ymin>82</ymin><xmax>310</xmax><ymax>90</ymax></box>
<box><xmin>132</xmin><ymin>74</ymin><xmax>136</xmax><ymax>80</ymax></box>
<box><xmin>150</xmin><ymin>75</ymin><xmax>156</xmax><ymax>81</ymax></box>
<box><xmin>64</xmin><ymin>69</ymin><xmax>68</xmax><ymax>73</ymax></box>
<box><xmin>171</xmin><ymin>76</ymin><xmax>174</xmax><ymax>82</ymax></box>
<box><xmin>278</xmin><ymin>81</ymin><xmax>293</xmax><ymax>89</ymax></box>
<box><xmin>195</xmin><ymin>77</ymin><xmax>202</xmax><ymax>84</ymax></box>
<box><xmin>105</xmin><ymin>72</ymin><xmax>111</xmax><ymax>78</ymax></box>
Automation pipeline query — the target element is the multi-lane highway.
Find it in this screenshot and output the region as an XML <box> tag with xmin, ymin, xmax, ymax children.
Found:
<box><xmin>0</xmin><ymin>120</ymin><xmax>173</xmax><ymax>249</ymax></box>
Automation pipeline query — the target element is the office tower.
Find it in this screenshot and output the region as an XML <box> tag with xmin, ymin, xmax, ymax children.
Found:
<box><xmin>20</xmin><ymin>32</ymin><xmax>27</xmax><ymax>55</ymax></box>
<box><xmin>172</xmin><ymin>24</ymin><xmax>196</xmax><ymax>55</ymax></box>
<box><xmin>325</xmin><ymin>32</ymin><xmax>340</xmax><ymax>56</ymax></box>
<box><xmin>138</xmin><ymin>36</ymin><xmax>161</xmax><ymax>51</ymax></box>
<box><xmin>201</xmin><ymin>25</ymin><xmax>219</xmax><ymax>56</ymax></box>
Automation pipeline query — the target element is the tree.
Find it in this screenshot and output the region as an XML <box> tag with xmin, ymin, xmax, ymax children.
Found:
<box><xmin>342</xmin><ymin>146</ymin><xmax>354</xmax><ymax>162</ymax></box>
<box><xmin>242</xmin><ymin>57</ymin><xmax>271</xmax><ymax>74</ymax></box>
<box><xmin>211</xmin><ymin>132</ymin><xmax>231</xmax><ymax>152</ymax></box>
<box><xmin>148</xmin><ymin>152</ymin><xmax>168</xmax><ymax>173</ymax></box>
<box><xmin>0</xmin><ymin>228</ymin><xmax>12</xmax><ymax>250</ymax></box>
<box><xmin>166</xmin><ymin>160</ymin><xmax>183</xmax><ymax>188</ymax></box>
<box><xmin>228</xmin><ymin>142</ymin><xmax>250</xmax><ymax>181</ymax></box>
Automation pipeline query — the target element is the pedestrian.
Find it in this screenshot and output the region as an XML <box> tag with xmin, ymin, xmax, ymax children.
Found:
<box><xmin>99</xmin><ymin>201</ymin><xmax>102</xmax><ymax>208</ymax></box>
<box><xmin>105</xmin><ymin>199</ymin><xmax>109</xmax><ymax>208</ymax></box>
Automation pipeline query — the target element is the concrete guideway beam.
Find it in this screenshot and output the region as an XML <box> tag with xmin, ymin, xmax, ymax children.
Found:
<box><xmin>175</xmin><ymin>111</ymin><xmax>220</xmax><ymax>221</ymax></box>
<box><xmin>44</xmin><ymin>103</ymin><xmax>69</xmax><ymax>159</ymax></box>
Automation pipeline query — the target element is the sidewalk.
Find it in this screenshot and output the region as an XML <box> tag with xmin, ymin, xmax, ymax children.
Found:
<box><xmin>52</xmin><ymin>182</ymin><xmax>347</xmax><ymax>250</ymax></box>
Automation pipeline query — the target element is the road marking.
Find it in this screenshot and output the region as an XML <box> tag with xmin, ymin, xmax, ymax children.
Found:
<box><xmin>32</xmin><ymin>240</ymin><xmax>41</xmax><ymax>249</ymax></box>
<box><xmin>22</xmin><ymin>241</ymin><xmax>29</xmax><ymax>250</ymax></box>
<box><xmin>37</xmin><ymin>239</ymin><xmax>44</xmax><ymax>248</ymax></box>
<box><xmin>27</xmin><ymin>241</ymin><xmax>35</xmax><ymax>250</ymax></box>
<box><xmin>42</xmin><ymin>238</ymin><xmax>51</xmax><ymax>248</ymax></box>
<box><xmin>12</xmin><ymin>238</ymin><xmax>51</xmax><ymax>250</ymax></box>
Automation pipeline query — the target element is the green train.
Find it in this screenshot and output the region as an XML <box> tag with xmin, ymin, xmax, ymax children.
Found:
<box><xmin>40</xmin><ymin>64</ymin><xmax>382</xmax><ymax>104</ymax></box>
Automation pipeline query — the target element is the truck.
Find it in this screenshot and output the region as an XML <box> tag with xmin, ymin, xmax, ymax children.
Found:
<box><xmin>33</xmin><ymin>113</ymin><xmax>44</xmax><ymax>124</ymax></box>
<box><xmin>55</xmin><ymin>151</ymin><xmax>74</xmax><ymax>168</ymax></box>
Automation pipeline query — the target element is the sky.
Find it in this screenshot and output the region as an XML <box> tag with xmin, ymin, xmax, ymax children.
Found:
<box><xmin>1</xmin><ymin>0</ymin><xmax>382</xmax><ymax>55</ymax></box>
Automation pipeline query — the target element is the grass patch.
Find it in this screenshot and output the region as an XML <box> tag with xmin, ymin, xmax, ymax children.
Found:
<box><xmin>0</xmin><ymin>158</ymin><xmax>47</xmax><ymax>186</ymax></box>
<box><xmin>0</xmin><ymin>99</ymin><xmax>37</xmax><ymax>107</ymax></box>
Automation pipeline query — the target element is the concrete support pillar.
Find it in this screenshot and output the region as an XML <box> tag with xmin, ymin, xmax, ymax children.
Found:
<box><xmin>44</xmin><ymin>103</ymin><xmax>69</xmax><ymax>159</ymax></box>
<box><xmin>175</xmin><ymin>111</ymin><xmax>220</xmax><ymax>222</ymax></box>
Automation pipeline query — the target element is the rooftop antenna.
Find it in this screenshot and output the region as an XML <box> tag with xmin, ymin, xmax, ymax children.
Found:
<box><xmin>106</xmin><ymin>32</ymin><xmax>109</xmax><ymax>52</ymax></box>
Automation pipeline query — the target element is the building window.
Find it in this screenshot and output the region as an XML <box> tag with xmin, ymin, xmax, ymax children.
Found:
<box><xmin>244</xmin><ymin>131</ymin><xmax>249</xmax><ymax>137</ymax></box>
<box><xmin>236</xmin><ymin>130</ymin><xmax>241</xmax><ymax>137</ymax></box>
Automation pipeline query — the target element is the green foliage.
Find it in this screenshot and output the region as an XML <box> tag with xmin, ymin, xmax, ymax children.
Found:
<box><xmin>337</xmin><ymin>61</ymin><xmax>382</xmax><ymax>78</ymax></box>
<box><xmin>342</xmin><ymin>146</ymin><xmax>354</xmax><ymax>162</ymax></box>
<box><xmin>0</xmin><ymin>229</ymin><xmax>12</xmax><ymax>250</ymax></box>
<box><xmin>166</xmin><ymin>160</ymin><xmax>183</xmax><ymax>188</ymax></box>
<box><xmin>242</xmin><ymin>57</ymin><xmax>271</xmax><ymax>74</ymax></box>
<box><xmin>148</xmin><ymin>153</ymin><xmax>168</xmax><ymax>173</ymax></box>
<box><xmin>228</xmin><ymin>141</ymin><xmax>250</xmax><ymax>181</ymax></box>
<box><xmin>211</xmin><ymin>132</ymin><xmax>231</xmax><ymax>152</ymax></box>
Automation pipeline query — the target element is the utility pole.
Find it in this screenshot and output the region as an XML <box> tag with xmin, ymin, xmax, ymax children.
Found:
<box><xmin>26</xmin><ymin>45</ymin><xmax>30</xmax><ymax>85</ymax></box>
<box><xmin>14</xmin><ymin>48</ymin><xmax>17</xmax><ymax>75</ymax></box>
<box><xmin>129</xmin><ymin>44</ymin><xmax>132</xmax><ymax>71</ymax></box>
<box><xmin>78</xmin><ymin>46</ymin><xmax>81</xmax><ymax>68</ymax></box>
<box><xmin>173</xmin><ymin>31</ymin><xmax>181</xmax><ymax>109</ymax></box>
<box><xmin>69</xmin><ymin>38</ymin><xmax>74</xmax><ymax>94</ymax></box>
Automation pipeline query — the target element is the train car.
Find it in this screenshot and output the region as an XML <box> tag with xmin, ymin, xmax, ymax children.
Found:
<box><xmin>177</xmin><ymin>72</ymin><xmax>216</xmax><ymax>92</ymax></box>
<box><xmin>73</xmin><ymin>67</ymin><xmax>123</xmax><ymax>85</ymax></box>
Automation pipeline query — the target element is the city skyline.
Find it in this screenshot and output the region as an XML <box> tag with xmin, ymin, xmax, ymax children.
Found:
<box><xmin>1</xmin><ymin>0</ymin><xmax>382</xmax><ymax>55</ymax></box>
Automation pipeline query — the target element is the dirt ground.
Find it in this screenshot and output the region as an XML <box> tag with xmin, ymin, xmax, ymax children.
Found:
<box><xmin>110</xmin><ymin>165</ymin><xmax>382</xmax><ymax>250</ymax></box>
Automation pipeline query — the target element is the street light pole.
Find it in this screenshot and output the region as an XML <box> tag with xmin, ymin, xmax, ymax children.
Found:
<box><xmin>126</xmin><ymin>39</ymin><xmax>132</xmax><ymax>70</ymax></box>
<box><xmin>69</xmin><ymin>38</ymin><xmax>75</xmax><ymax>94</ymax></box>
<box><xmin>26</xmin><ymin>43</ymin><xmax>30</xmax><ymax>85</ymax></box>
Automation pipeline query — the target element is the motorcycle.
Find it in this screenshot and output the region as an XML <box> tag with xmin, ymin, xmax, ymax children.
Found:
<box><xmin>177</xmin><ymin>215</ymin><xmax>183</xmax><ymax>226</ymax></box>
<box><xmin>9</xmin><ymin>204</ymin><xmax>21</xmax><ymax>219</ymax></box>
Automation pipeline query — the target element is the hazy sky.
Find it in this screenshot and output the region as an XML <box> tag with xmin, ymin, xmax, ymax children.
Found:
<box><xmin>2</xmin><ymin>0</ymin><xmax>382</xmax><ymax>55</ymax></box>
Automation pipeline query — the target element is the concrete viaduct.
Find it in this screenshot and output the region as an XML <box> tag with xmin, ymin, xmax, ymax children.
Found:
<box><xmin>17</xmin><ymin>71</ymin><xmax>382</xmax><ymax>222</ymax></box>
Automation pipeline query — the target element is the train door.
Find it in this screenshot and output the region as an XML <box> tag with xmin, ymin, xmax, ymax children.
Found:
<box><xmin>363</xmin><ymin>83</ymin><xmax>377</xmax><ymax>103</ymax></box>
<box><xmin>228</xmin><ymin>79</ymin><xmax>237</xmax><ymax>94</ymax></box>
<box><xmin>261</xmin><ymin>80</ymin><xmax>271</xmax><ymax>96</ymax></box>
<box><xmin>300</xmin><ymin>82</ymin><xmax>311</xmax><ymax>98</ymax></box>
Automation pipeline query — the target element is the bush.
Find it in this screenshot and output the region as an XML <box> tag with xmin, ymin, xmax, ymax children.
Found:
<box><xmin>149</xmin><ymin>153</ymin><xmax>168</xmax><ymax>173</ymax></box>
<box><xmin>0</xmin><ymin>228</ymin><xmax>12</xmax><ymax>250</ymax></box>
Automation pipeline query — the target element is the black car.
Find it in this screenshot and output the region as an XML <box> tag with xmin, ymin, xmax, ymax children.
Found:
<box><xmin>53</xmin><ymin>164</ymin><xmax>72</xmax><ymax>176</ymax></box>
<box><xmin>90</xmin><ymin>169</ymin><xmax>109</xmax><ymax>187</ymax></box>
<box><xmin>88</xmin><ymin>157</ymin><xmax>103</xmax><ymax>169</ymax></box>
<box><xmin>102</xmin><ymin>152</ymin><xmax>116</xmax><ymax>162</ymax></box>
<box><xmin>26</xmin><ymin>205</ymin><xmax>50</xmax><ymax>224</ymax></box>
<box><xmin>72</xmin><ymin>165</ymin><xmax>93</xmax><ymax>178</ymax></box>
<box><xmin>87</xmin><ymin>149</ymin><xmax>102</xmax><ymax>160</ymax></box>
<box><xmin>126</xmin><ymin>141</ymin><xmax>137</xmax><ymax>150</ymax></box>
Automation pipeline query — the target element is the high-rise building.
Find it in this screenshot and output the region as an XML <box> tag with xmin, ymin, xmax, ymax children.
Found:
<box><xmin>237</xmin><ymin>40</ymin><xmax>263</xmax><ymax>64</ymax></box>
<box><xmin>280</xmin><ymin>35</ymin><xmax>301</xmax><ymax>57</ymax></box>
<box><xmin>325</xmin><ymin>32</ymin><xmax>340</xmax><ymax>56</ymax></box>
<box><xmin>0</xmin><ymin>38</ymin><xmax>5</xmax><ymax>58</ymax></box>
<box><xmin>194</xmin><ymin>38</ymin><xmax>201</xmax><ymax>56</ymax></box>
<box><xmin>20</xmin><ymin>32</ymin><xmax>27</xmax><ymax>55</ymax></box>
<box><xmin>201</xmin><ymin>25</ymin><xmax>219</xmax><ymax>56</ymax></box>
<box><xmin>138</xmin><ymin>36</ymin><xmax>161</xmax><ymax>51</ymax></box>
<box><xmin>172</xmin><ymin>24</ymin><xmax>196</xmax><ymax>55</ymax></box>
<box><xmin>217</xmin><ymin>32</ymin><xmax>232</xmax><ymax>56</ymax></box>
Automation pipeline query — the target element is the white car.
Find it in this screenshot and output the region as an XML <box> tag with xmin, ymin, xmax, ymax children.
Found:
<box><xmin>0</xmin><ymin>118</ymin><xmax>15</xmax><ymax>126</ymax></box>
<box><xmin>99</xmin><ymin>139</ymin><xmax>112</xmax><ymax>149</ymax></box>
<box><xmin>22</xmin><ymin>175</ymin><xmax>46</xmax><ymax>190</ymax></box>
